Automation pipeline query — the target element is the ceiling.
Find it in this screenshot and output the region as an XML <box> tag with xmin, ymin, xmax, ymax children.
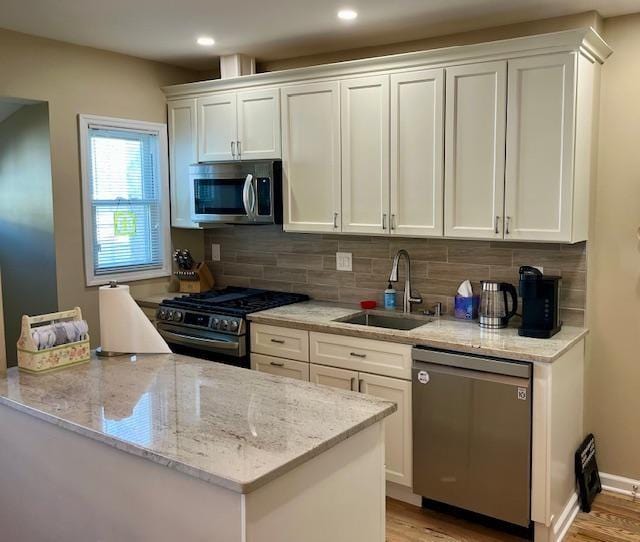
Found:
<box><xmin>0</xmin><ymin>0</ymin><xmax>637</xmax><ymax>70</ymax></box>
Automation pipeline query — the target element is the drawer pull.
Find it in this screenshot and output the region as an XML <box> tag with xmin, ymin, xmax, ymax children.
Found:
<box><xmin>358</xmin><ymin>379</ymin><xmax>364</xmax><ymax>393</ymax></box>
<box><xmin>350</xmin><ymin>352</ymin><xmax>366</xmax><ymax>358</ymax></box>
<box><xmin>270</xmin><ymin>338</ymin><xmax>286</xmax><ymax>344</ymax></box>
<box><xmin>269</xmin><ymin>361</ymin><xmax>285</xmax><ymax>367</ymax></box>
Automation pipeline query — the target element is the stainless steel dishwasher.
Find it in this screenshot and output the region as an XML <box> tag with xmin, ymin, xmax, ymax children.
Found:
<box><xmin>412</xmin><ymin>347</ymin><xmax>532</xmax><ymax>527</ymax></box>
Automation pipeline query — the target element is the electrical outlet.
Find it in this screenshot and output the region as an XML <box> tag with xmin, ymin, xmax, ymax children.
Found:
<box><xmin>211</xmin><ymin>244</ymin><xmax>221</xmax><ymax>262</ymax></box>
<box><xmin>336</xmin><ymin>252</ymin><xmax>352</xmax><ymax>272</ymax></box>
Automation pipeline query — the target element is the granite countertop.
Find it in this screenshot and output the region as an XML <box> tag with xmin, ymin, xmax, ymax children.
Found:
<box><xmin>135</xmin><ymin>291</ymin><xmax>183</xmax><ymax>309</ymax></box>
<box><xmin>248</xmin><ymin>301</ymin><xmax>588</xmax><ymax>363</ymax></box>
<box><xmin>0</xmin><ymin>353</ymin><xmax>395</xmax><ymax>493</ymax></box>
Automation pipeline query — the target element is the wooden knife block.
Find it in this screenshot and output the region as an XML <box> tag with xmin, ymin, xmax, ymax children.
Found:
<box><xmin>176</xmin><ymin>262</ymin><xmax>215</xmax><ymax>294</ymax></box>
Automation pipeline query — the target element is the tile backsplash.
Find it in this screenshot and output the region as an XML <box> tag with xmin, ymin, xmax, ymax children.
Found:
<box><xmin>204</xmin><ymin>225</ymin><xmax>586</xmax><ymax>325</ymax></box>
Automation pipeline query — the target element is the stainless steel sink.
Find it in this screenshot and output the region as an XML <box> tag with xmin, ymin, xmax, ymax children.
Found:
<box><xmin>334</xmin><ymin>310</ymin><xmax>434</xmax><ymax>331</ymax></box>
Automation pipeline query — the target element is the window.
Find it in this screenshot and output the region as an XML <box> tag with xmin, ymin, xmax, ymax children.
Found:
<box><xmin>79</xmin><ymin>115</ymin><xmax>171</xmax><ymax>286</ymax></box>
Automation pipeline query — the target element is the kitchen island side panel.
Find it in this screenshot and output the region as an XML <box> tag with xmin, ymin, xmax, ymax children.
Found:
<box><xmin>0</xmin><ymin>404</ymin><xmax>243</xmax><ymax>542</ymax></box>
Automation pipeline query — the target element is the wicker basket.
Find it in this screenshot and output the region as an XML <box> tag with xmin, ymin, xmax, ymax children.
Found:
<box><xmin>17</xmin><ymin>307</ymin><xmax>90</xmax><ymax>374</ymax></box>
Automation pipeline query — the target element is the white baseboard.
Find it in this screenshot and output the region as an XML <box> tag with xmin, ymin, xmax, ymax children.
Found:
<box><xmin>552</xmin><ymin>492</ymin><xmax>579</xmax><ymax>542</ymax></box>
<box><xmin>385</xmin><ymin>481</ymin><xmax>422</xmax><ymax>507</ymax></box>
<box><xmin>600</xmin><ymin>472</ymin><xmax>640</xmax><ymax>497</ymax></box>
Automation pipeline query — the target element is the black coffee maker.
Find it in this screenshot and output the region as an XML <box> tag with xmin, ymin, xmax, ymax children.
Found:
<box><xmin>518</xmin><ymin>266</ymin><xmax>562</xmax><ymax>338</ymax></box>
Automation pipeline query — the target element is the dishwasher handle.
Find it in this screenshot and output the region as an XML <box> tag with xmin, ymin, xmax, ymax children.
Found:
<box><xmin>412</xmin><ymin>348</ymin><xmax>531</xmax><ymax>379</ymax></box>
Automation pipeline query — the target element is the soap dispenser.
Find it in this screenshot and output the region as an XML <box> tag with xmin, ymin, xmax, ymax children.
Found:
<box><xmin>384</xmin><ymin>283</ymin><xmax>396</xmax><ymax>310</ymax></box>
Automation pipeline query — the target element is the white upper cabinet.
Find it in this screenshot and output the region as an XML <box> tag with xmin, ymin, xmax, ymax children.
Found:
<box><xmin>390</xmin><ymin>69</ymin><xmax>444</xmax><ymax>237</ymax></box>
<box><xmin>197</xmin><ymin>93</ymin><xmax>237</xmax><ymax>161</ymax></box>
<box><xmin>237</xmin><ymin>88</ymin><xmax>281</xmax><ymax>160</ymax></box>
<box><xmin>164</xmin><ymin>29</ymin><xmax>609</xmax><ymax>243</ymax></box>
<box><xmin>444</xmin><ymin>61</ymin><xmax>507</xmax><ymax>239</ymax></box>
<box><xmin>168</xmin><ymin>99</ymin><xmax>200</xmax><ymax>229</ymax></box>
<box><xmin>504</xmin><ymin>53</ymin><xmax>576</xmax><ymax>242</ymax></box>
<box><xmin>198</xmin><ymin>89</ymin><xmax>281</xmax><ymax>162</ymax></box>
<box><xmin>341</xmin><ymin>75</ymin><xmax>390</xmax><ymax>234</ymax></box>
<box><xmin>281</xmin><ymin>81</ymin><xmax>341</xmax><ymax>232</ymax></box>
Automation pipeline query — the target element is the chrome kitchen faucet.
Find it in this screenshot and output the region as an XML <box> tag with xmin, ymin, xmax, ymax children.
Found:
<box><xmin>389</xmin><ymin>250</ymin><xmax>423</xmax><ymax>313</ymax></box>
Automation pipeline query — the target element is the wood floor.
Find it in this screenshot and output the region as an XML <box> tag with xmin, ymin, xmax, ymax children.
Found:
<box><xmin>386</xmin><ymin>498</ymin><xmax>526</xmax><ymax>542</ymax></box>
<box><xmin>386</xmin><ymin>491</ymin><xmax>640</xmax><ymax>542</ymax></box>
<box><xmin>567</xmin><ymin>491</ymin><xmax>640</xmax><ymax>542</ymax></box>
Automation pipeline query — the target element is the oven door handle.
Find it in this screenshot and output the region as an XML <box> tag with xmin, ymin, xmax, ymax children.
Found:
<box><xmin>158</xmin><ymin>329</ymin><xmax>240</xmax><ymax>352</ymax></box>
<box><xmin>242</xmin><ymin>174</ymin><xmax>256</xmax><ymax>221</ymax></box>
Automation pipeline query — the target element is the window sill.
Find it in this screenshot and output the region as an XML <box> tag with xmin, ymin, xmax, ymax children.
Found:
<box><xmin>86</xmin><ymin>267</ymin><xmax>171</xmax><ymax>287</ymax></box>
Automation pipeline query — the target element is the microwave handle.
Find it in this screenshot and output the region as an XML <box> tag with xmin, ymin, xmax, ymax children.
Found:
<box><xmin>242</xmin><ymin>174</ymin><xmax>256</xmax><ymax>220</ymax></box>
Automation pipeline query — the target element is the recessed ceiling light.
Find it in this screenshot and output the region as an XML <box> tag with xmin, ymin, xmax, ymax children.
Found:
<box><xmin>197</xmin><ymin>36</ymin><xmax>215</xmax><ymax>47</ymax></box>
<box><xmin>337</xmin><ymin>9</ymin><xmax>358</xmax><ymax>21</ymax></box>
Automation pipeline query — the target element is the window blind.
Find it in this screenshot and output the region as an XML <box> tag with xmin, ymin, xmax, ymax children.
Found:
<box><xmin>87</xmin><ymin>126</ymin><xmax>164</xmax><ymax>276</ymax></box>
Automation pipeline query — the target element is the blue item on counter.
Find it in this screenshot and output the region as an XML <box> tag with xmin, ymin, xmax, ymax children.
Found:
<box><xmin>454</xmin><ymin>294</ymin><xmax>480</xmax><ymax>320</ymax></box>
<box><xmin>384</xmin><ymin>283</ymin><xmax>396</xmax><ymax>310</ymax></box>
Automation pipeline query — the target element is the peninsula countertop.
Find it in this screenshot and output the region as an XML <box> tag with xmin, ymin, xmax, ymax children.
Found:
<box><xmin>248</xmin><ymin>301</ymin><xmax>588</xmax><ymax>363</ymax></box>
<box><xmin>0</xmin><ymin>352</ymin><xmax>395</xmax><ymax>493</ymax></box>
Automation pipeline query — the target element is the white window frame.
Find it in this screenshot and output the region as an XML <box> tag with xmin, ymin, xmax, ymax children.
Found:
<box><xmin>79</xmin><ymin>114</ymin><xmax>172</xmax><ymax>286</ymax></box>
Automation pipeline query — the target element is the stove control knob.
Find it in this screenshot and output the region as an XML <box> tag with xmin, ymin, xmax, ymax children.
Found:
<box><xmin>158</xmin><ymin>309</ymin><xmax>167</xmax><ymax>321</ymax></box>
<box><xmin>221</xmin><ymin>319</ymin><xmax>229</xmax><ymax>330</ymax></box>
<box><xmin>173</xmin><ymin>311</ymin><xmax>183</xmax><ymax>322</ymax></box>
<box><xmin>212</xmin><ymin>318</ymin><xmax>220</xmax><ymax>329</ymax></box>
<box><xmin>167</xmin><ymin>310</ymin><xmax>175</xmax><ymax>321</ymax></box>
<box><xmin>229</xmin><ymin>320</ymin><xmax>239</xmax><ymax>332</ymax></box>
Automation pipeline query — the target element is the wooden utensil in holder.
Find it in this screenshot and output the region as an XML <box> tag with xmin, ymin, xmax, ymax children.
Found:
<box><xmin>176</xmin><ymin>262</ymin><xmax>215</xmax><ymax>294</ymax></box>
<box><xmin>17</xmin><ymin>307</ymin><xmax>90</xmax><ymax>373</ymax></box>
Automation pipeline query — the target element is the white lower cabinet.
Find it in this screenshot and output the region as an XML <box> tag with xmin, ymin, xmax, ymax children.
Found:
<box><xmin>252</xmin><ymin>325</ymin><xmax>413</xmax><ymax>487</ymax></box>
<box><xmin>310</xmin><ymin>363</ymin><xmax>358</xmax><ymax>391</ymax></box>
<box><xmin>251</xmin><ymin>353</ymin><xmax>310</xmax><ymax>381</ymax></box>
<box><xmin>359</xmin><ymin>372</ymin><xmax>412</xmax><ymax>487</ymax></box>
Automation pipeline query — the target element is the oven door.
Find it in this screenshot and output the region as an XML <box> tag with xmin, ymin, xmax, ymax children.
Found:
<box><xmin>157</xmin><ymin>322</ymin><xmax>247</xmax><ymax>358</ymax></box>
<box><xmin>189</xmin><ymin>162</ymin><xmax>274</xmax><ymax>224</ymax></box>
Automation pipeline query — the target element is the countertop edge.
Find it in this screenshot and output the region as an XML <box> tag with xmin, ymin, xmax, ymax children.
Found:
<box><xmin>0</xmin><ymin>382</ymin><xmax>396</xmax><ymax>494</ymax></box>
<box><xmin>248</xmin><ymin>313</ymin><xmax>589</xmax><ymax>363</ymax></box>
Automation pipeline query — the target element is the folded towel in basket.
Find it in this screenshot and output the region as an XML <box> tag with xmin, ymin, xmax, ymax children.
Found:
<box><xmin>31</xmin><ymin>320</ymin><xmax>89</xmax><ymax>351</ymax></box>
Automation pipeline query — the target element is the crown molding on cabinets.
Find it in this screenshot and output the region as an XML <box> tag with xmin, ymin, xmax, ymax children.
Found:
<box><xmin>163</xmin><ymin>27</ymin><xmax>611</xmax><ymax>99</ymax></box>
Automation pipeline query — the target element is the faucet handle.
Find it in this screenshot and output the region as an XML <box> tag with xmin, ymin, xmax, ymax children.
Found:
<box><xmin>408</xmin><ymin>291</ymin><xmax>423</xmax><ymax>306</ymax></box>
<box><xmin>423</xmin><ymin>302</ymin><xmax>442</xmax><ymax>317</ymax></box>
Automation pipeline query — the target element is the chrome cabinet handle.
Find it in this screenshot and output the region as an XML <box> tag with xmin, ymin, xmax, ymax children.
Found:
<box><xmin>390</xmin><ymin>214</ymin><xmax>396</xmax><ymax>230</ymax></box>
<box><xmin>270</xmin><ymin>338</ymin><xmax>285</xmax><ymax>344</ymax></box>
<box><xmin>358</xmin><ymin>379</ymin><xmax>364</xmax><ymax>393</ymax></box>
<box><xmin>269</xmin><ymin>361</ymin><xmax>285</xmax><ymax>367</ymax></box>
<box><xmin>495</xmin><ymin>216</ymin><xmax>501</xmax><ymax>234</ymax></box>
<box><xmin>350</xmin><ymin>377</ymin><xmax>357</xmax><ymax>391</ymax></box>
<box><xmin>350</xmin><ymin>352</ymin><xmax>366</xmax><ymax>358</ymax></box>
<box><xmin>506</xmin><ymin>216</ymin><xmax>512</xmax><ymax>235</ymax></box>
<box><xmin>231</xmin><ymin>141</ymin><xmax>236</xmax><ymax>158</ymax></box>
<box><xmin>333</xmin><ymin>212</ymin><xmax>339</xmax><ymax>229</ymax></box>
<box><xmin>382</xmin><ymin>213</ymin><xmax>387</xmax><ymax>230</ymax></box>
<box><xmin>237</xmin><ymin>140</ymin><xmax>242</xmax><ymax>159</ymax></box>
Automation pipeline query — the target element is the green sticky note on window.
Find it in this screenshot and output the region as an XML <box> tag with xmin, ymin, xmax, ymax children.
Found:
<box><xmin>114</xmin><ymin>210</ymin><xmax>137</xmax><ymax>236</ymax></box>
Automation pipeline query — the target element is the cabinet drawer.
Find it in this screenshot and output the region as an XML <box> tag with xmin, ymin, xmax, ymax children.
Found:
<box><xmin>250</xmin><ymin>324</ymin><xmax>309</xmax><ymax>361</ymax></box>
<box><xmin>251</xmin><ymin>353</ymin><xmax>309</xmax><ymax>381</ymax></box>
<box><xmin>310</xmin><ymin>332</ymin><xmax>411</xmax><ymax>380</ymax></box>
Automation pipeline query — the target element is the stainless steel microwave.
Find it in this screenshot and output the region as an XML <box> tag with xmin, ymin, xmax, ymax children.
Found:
<box><xmin>189</xmin><ymin>160</ymin><xmax>282</xmax><ymax>224</ymax></box>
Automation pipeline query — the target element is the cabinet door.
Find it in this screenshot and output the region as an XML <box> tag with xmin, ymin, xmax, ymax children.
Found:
<box><xmin>197</xmin><ymin>93</ymin><xmax>237</xmax><ymax>161</ymax></box>
<box><xmin>504</xmin><ymin>54</ymin><xmax>576</xmax><ymax>241</ymax></box>
<box><xmin>168</xmin><ymin>99</ymin><xmax>200</xmax><ymax>228</ymax></box>
<box><xmin>309</xmin><ymin>363</ymin><xmax>358</xmax><ymax>391</ymax></box>
<box><xmin>359</xmin><ymin>372</ymin><xmax>412</xmax><ymax>487</ymax></box>
<box><xmin>341</xmin><ymin>75</ymin><xmax>390</xmax><ymax>234</ymax></box>
<box><xmin>444</xmin><ymin>61</ymin><xmax>507</xmax><ymax>239</ymax></box>
<box><xmin>390</xmin><ymin>69</ymin><xmax>444</xmax><ymax>237</ymax></box>
<box><xmin>237</xmin><ymin>88</ymin><xmax>281</xmax><ymax>160</ymax></box>
<box><xmin>251</xmin><ymin>353</ymin><xmax>310</xmax><ymax>381</ymax></box>
<box><xmin>281</xmin><ymin>82</ymin><xmax>341</xmax><ymax>232</ymax></box>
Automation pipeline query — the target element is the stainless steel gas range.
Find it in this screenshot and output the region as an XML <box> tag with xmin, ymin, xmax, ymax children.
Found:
<box><xmin>156</xmin><ymin>287</ymin><xmax>308</xmax><ymax>368</ymax></box>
